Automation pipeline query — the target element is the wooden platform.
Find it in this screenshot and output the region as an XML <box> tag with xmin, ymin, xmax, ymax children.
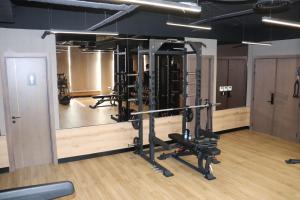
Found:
<box><xmin>1</xmin><ymin>130</ymin><xmax>300</xmax><ymax>200</ymax></box>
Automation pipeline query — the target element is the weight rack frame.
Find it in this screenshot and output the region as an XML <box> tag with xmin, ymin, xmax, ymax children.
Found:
<box><xmin>134</xmin><ymin>39</ymin><xmax>206</xmax><ymax>177</ymax></box>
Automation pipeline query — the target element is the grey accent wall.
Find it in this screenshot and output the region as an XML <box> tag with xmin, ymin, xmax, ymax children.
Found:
<box><xmin>0</xmin><ymin>28</ymin><xmax>59</xmax><ymax>135</ymax></box>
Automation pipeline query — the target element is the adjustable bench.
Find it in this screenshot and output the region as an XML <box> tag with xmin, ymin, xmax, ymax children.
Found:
<box><xmin>89</xmin><ymin>94</ymin><xmax>117</xmax><ymax>109</ymax></box>
<box><xmin>159</xmin><ymin>133</ymin><xmax>221</xmax><ymax>180</ymax></box>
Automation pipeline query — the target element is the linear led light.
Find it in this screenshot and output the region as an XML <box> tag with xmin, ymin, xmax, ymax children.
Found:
<box><xmin>242</xmin><ymin>41</ymin><xmax>272</xmax><ymax>46</ymax></box>
<box><xmin>120</xmin><ymin>0</ymin><xmax>201</xmax><ymax>13</ymax></box>
<box><xmin>166</xmin><ymin>22</ymin><xmax>211</xmax><ymax>30</ymax></box>
<box><xmin>262</xmin><ymin>17</ymin><xmax>300</xmax><ymax>29</ymax></box>
<box><xmin>42</xmin><ymin>29</ymin><xmax>119</xmax><ymax>39</ymax></box>
<box><xmin>114</xmin><ymin>37</ymin><xmax>148</xmax><ymax>41</ymax></box>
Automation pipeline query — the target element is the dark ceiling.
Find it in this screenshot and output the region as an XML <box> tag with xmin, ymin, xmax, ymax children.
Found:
<box><xmin>0</xmin><ymin>0</ymin><xmax>300</xmax><ymax>43</ymax></box>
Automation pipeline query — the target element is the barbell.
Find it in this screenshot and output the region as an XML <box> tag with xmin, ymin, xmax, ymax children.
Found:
<box><xmin>131</xmin><ymin>103</ymin><xmax>221</xmax><ymax>116</ymax></box>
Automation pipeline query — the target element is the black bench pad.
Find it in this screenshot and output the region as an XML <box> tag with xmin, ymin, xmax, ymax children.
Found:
<box><xmin>92</xmin><ymin>94</ymin><xmax>116</xmax><ymax>99</ymax></box>
<box><xmin>168</xmin><ymin>133</ymin><xmax>221</xmax><ymax>156</ymax></box>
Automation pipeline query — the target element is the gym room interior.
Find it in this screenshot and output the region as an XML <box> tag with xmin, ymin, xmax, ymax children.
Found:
<box><xmin>0</xmin><ymin>0</ymin><xmax>299</xmax><ymax>199</ymax></box>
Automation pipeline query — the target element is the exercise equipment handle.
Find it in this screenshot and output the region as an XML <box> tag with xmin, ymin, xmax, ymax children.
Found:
<box><xmin>267</xmin><ymin>93</ymin><xmax>274</xmax><ymax>105</ymax></box>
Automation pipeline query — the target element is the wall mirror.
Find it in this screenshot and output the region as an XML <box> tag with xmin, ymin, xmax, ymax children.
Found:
<box><xmin>216</xmin><ymin>44</ymin><xmax>248</xmax><ymax>110</ymax></box>
<box><xmin>55</xmin><ymin>36</ymin><xmax>188</xmax><ymax>129</ymax></box>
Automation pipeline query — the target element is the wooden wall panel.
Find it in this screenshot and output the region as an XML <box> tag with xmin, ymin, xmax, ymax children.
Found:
<box><xmin>0</xmin><ymin>108</ymin><xmax>250</xmax><ymax>167</ymax></box>
<box><xmin>213</xmin><ymin>107</ymin><xmax>250</xmax><ymax>132</ymax></box>
<box><xmin>101</xmin><ymin>52</ymin><xmax>114</xmax><ymax>94</ymax></box>
<box><xmin>56</xmin><ymin>52</ymin><xmax>68</xmax><ymax>75</ymax></box>
<box><xmin>56</xmin><ymin>48</ymin><xmax>114</xmax><ymax>95</ymax></box>
<box><xmin>0</xmin><ymin>136</ymin><xmax>9</xmax><ymax>168</ymax></box>
<box><xmin>69</xmin><ymin>47</ymin><xmax>100</xmax><ymax>92</ymax></box>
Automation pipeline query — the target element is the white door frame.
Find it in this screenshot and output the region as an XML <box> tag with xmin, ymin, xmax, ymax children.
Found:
<box><xmin>1</xmin><ymin>53</ymin><xmax>57</xmax><ymax>171</ymax></box>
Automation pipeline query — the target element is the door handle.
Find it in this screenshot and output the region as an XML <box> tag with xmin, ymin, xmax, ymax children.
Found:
<box><xmin>267</xmin><ymin>93</ymin><xmax>274</xmax><ymax>105</ymax></box>
<box><xmin>12</xmin><ymin>116</ymin><xmax>21</xmax><ymax>120</ymax></box>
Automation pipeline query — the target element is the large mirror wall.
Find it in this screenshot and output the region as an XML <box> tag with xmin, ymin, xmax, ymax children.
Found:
<box><xmin>57</xmin><ymin>46</ymin><xmax>115</xmax><ymax>128</ymax></box>
<box><xmin>55</xmin><ymin>37</ymin><xmax>193</xmax><ymax>129</ymax></box>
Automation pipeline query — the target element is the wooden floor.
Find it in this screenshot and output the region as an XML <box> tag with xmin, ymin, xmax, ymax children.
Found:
<box><xmin>1</xmin><ymin>130</ymin><xmax>300</xmax><ymax>199</ymax></box>
<box><xmin>59</xmin><ymin>98</ymin><xmax>149</xmax><ymax>129</ymax></box>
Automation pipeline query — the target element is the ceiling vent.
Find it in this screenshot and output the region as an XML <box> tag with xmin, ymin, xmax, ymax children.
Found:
<box><xmin>254</xmin><ymin>0</ymin><xmax>291</xmax><ymax>13</ymax></box>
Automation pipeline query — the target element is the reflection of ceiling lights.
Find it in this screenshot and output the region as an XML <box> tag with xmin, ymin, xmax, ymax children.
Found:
<box><xmin>242</xmin><ymin>41</ymin><xmax>272</xmax><ymax>46</ymax></box>
<box><xmin>114</xmin><ymin>37</ymin><xmax>148</xmax><ymax>41</ymax></box>
<box><xmin>119</xmin><ymin>0</ymin><xmax>201</xmax><ymax>13</ymax></box>
<box><xmin>262</xmin><ymin>16</ymin><xmax>300</xmax><ymax>28</ymax></box>
<box><xmin>166</xmin><ymin>22</ymin><xmax>211</xmax><ymax>30</ymax></box>
<box><xmin>81</xmin><ymin>49</ymin><xmax>114</xmax><ymax>53</ymax></box>
<box><xmin>254</xmin><ymin>0</ymin><xmax>291</xmax><ymax>12</ymax></box>
<box><xmin>42</xmin><ymin>29</ymin><xmax>119</xmax><ymax>39</ymax></box>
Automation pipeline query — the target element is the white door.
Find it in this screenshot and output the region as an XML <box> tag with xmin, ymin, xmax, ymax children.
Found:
<box><xmin>5</xmin><ymin>57</ymin><xmax>54</xmax><ymax>170</ymax></box>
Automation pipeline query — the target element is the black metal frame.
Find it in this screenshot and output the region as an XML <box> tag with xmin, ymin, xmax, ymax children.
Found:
<box><xmin>133</xmin><ymin>39</ymin><xmax>213</xmax><ymax>177</ymax></box>
<box><xmin>156</xmin><ymin>41</ymin><xmax>220</xmax><ymax>180</ymax></box>
<box><xmin>111</xmin><ymin>45</ymin><xmax>136</xmax><ymax>122</ymax></box>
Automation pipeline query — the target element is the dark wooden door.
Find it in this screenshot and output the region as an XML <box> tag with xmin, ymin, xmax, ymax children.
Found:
<box><xmin>227</xmin><ymin>59</ymin><xmax>247</xmax><ymax>108</ymax></box>
<box><xmin>216</xmin><ymin>59</ymin><xmax>229</xmax><ymax>110</ymax></box>
<box><xmin>272</xmin><ymin>58</ymin><xmax>299</xmax><ymax>142</ymax></box>
<box><xmin>252</xmin><ymin>58</ymin><xmax>277</xmax><ymax>135</ymax></box>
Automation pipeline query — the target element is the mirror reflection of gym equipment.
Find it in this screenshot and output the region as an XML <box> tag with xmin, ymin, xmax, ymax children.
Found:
<box><xmin>56</xmin><ymin>39</ymin><xmax>186</xmax><ymax>129</ymax></box>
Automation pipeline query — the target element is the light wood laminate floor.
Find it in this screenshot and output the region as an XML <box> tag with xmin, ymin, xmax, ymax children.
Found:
<box><xmin>1</xmin><ymin>130</ymin><xmax>300</xmax><ymax>199</ymax></box>
<box><xmin>59</xmin><ymin>97</ymin><xmax>149</xmax><ymax>129</ymax></box>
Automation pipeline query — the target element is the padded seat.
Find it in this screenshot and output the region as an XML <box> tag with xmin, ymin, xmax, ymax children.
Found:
<box><xmin>92</xmin><ymin>94</ymin><xmax>116</xmax><ymax>99</ymax></box>
<box><xmin>168</xmin><ymin>133</ymin><xmax>221</xmax><ymax>156</ymax></box>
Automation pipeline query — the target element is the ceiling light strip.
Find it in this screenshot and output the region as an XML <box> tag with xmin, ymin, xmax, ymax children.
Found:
<box><xmin>166</xmin><ymin>22</ymin><xmax>211</xmax><ymax>30</ymax></box>
<box><xmin>121</xmin><ymin>0</ymin><xmax>201</xmax><ymax>13</ymax></box>
<box><xmin>42</xmin><ymin>29</ymin><xmax>118</xmax><ymax>39</ymax></box>
<box><xmin>242</xmin><ymin>41</ymin><xmax>272</xmax><ymax>46</ymax></box>
<box><xmin>262</xmin><ymin>17</ymin><xmax>300</xmax><ymax>29</ymax></box>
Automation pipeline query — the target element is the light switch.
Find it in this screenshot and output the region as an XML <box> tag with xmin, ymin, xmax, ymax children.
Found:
<box><xmin>228</xmin><ymin>86</ymin><xmax>233</xmax><ymax>91</ymax></box>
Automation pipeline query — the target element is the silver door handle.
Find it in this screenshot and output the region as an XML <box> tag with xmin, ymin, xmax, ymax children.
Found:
<box><xmin>12</xmin><ymin>116</ymin><xmax>21</xmax><ymax>119</ymax></box>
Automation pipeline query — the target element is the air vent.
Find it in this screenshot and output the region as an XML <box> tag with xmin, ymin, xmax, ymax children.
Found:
<box><xmin>254</xmin><ymin>0</ymin><xmax>291</xmax><ymax>13</ymax></box>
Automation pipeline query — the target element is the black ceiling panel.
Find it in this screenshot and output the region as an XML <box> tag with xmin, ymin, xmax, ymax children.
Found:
<box><xmin>0</xmin><ymin>0</ymin><xmax>300</xmax><ymax>43</ymax></box>
<box><xmin>0</xmin><ymin>0</ymin><xmax>14</xmax><ymax>23</ymax></box>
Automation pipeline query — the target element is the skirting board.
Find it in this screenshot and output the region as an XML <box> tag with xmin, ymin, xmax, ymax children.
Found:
<box><xmin>0</xmin><ymin>107</ymin><xmax>250</xmax><ymax>168</ymax></box>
